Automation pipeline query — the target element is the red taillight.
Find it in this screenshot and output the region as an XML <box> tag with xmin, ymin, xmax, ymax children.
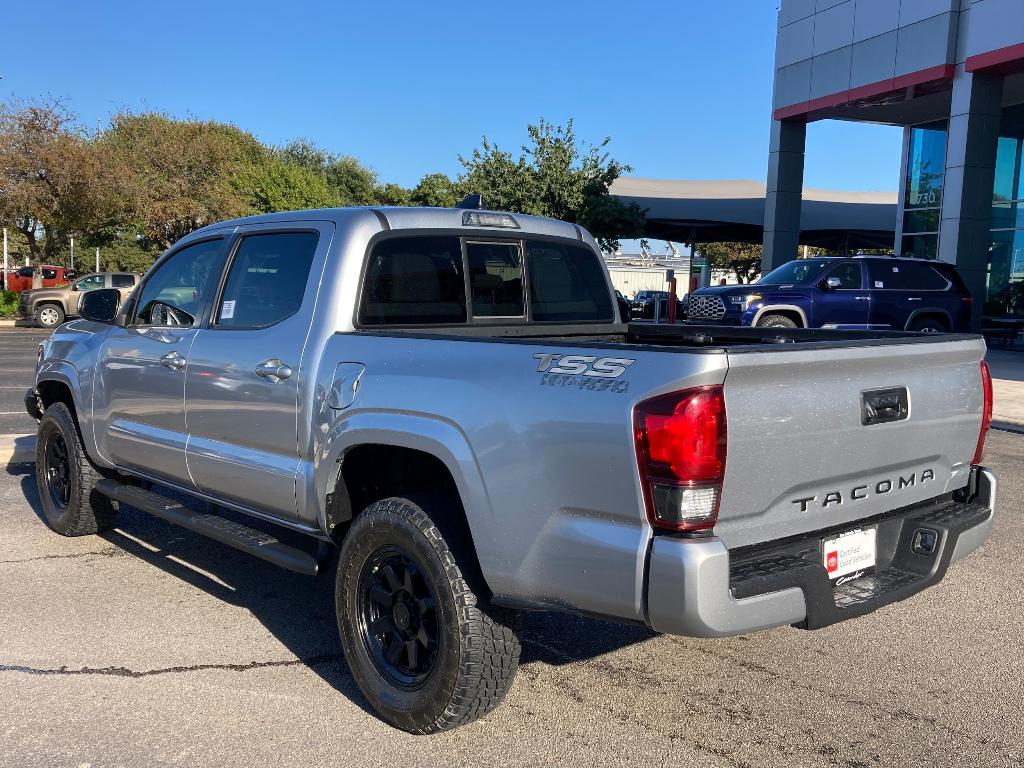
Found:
<box><xmin>634</xmin><ymin>386</ymin><xmax>727</xmax><ymax>532</ymax></box>
<box><xmin>973</xmin><ymin>361</ymin><xmax>993</xmax><ymax>465</ymax></box>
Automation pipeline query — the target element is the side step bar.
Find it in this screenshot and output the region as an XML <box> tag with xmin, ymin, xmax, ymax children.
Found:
<box><xmin>95</xmin><ymin>479</ymin><xmax>321</xmax><ymax>576</ymax></box>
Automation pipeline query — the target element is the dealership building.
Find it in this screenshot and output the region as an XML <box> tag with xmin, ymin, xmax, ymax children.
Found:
<box><xmin>766</xmin><ymin>0</ymin><xmax>1024</xmax><ymax>328</ymax></box>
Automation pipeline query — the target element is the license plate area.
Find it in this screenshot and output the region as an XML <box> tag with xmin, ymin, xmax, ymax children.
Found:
<box><xmin>822</xmin><ymin>527</ymin><xmax>877</xmax><ymax>580</ymax></box>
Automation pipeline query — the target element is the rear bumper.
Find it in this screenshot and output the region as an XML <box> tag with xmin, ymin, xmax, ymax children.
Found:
<box><xmin>645</xmin><ymin>466</ymin><xmax>996</xmax><ymax>638</ymax></box>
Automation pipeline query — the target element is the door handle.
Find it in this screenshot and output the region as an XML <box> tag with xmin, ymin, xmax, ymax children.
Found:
<box><xmin>854</xmin><ymin>296</ymin><xmax>871</xmax><ymax>301</ymax></box>
<box><xmin>159</xmin><ymin>351</ymin><xmax>186</xmax><ymax>371</ymax></box>
<box><xmin>907</xmin><ymin>297</ymin><xmax>922</xmax><ymax>301</ymax></box>
<box><xmin>255</xmin><ymin>359</ymin><xmax>293</xmax><ymax>383</ymax></box>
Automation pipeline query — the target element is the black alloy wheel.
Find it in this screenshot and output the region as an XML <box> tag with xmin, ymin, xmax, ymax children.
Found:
<box><xmin>43</xmin><ymin>430</ymin><xmax>71</xmax><ymax>510</ymax></box>
<box><xmin>357</xmin><ymin>547</ymin><xmax>439</xmax><ymax>689</ymax></box>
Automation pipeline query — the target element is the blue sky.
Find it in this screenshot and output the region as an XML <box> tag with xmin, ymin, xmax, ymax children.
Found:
<box><xmin>2</xmin><ymin>0</ymin><xmax>902</xmax><ymax>193</ymax></box>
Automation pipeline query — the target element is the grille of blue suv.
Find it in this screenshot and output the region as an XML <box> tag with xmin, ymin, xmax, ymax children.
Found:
<box><xmin>687</xmin><ymin>295</ymin><xmax>727</xmax><ymax>320</ymax></box>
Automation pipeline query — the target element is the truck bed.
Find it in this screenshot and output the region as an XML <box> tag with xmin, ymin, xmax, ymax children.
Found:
<box><xmin>361</xmin><ymin>320</ymin><xmax>981</xmax><ymax>352</ymax></box>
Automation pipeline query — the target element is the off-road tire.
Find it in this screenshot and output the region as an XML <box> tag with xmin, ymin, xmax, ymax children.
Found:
<box><xmin>35</xmin><ymin>303</ymin><xmax>65</xmax><ymax>329</ymax></box>
<box><xmin>335</xmin><ymin>497</ymin><xmax>521</xmax><ymax>734</ymax></box>
<box><xmin>756</xmin><ymin>313</ymin><xmax>799</xmax><ymax>329</ymax></box>
<box><xmin>35</xmin><ymin>402</ymin><xmax>117</xmax><ymax>536</ymax></box>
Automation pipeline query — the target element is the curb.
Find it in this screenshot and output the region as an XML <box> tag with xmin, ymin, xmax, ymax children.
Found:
<box><xmin>1</xmin><ymin>434</ymin><xmax>36</xmax><ymax>466</ymax></box>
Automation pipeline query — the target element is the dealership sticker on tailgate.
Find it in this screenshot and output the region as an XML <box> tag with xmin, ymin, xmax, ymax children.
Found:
<box><xmin>823</xmin><ymin>527</ymin><xmax>877</xmax><ymax>580</ymax></box>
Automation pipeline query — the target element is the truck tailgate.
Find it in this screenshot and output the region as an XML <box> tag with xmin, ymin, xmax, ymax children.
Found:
<box><xmin>716</xmin><ymin>337</ymin><xmax>987</xmax><ymax>548</ymax></box>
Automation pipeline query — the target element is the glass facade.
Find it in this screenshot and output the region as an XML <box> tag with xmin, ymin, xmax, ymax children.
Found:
<box><xmin>901</xmin><ymin>111</ymin><xmax>1024</xmax><ymax>319</ymax></box>
<box><xmin>901</xmin><ymin>122</ymin><xmax>947</xmax><ymax>259</ymax></box>
<box><xmin>989</xmin><ymin>130</ymin><xmax>1024</xmax><ymax>317</ymax></box>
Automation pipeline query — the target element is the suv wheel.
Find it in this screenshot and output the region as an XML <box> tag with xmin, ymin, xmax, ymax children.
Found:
<box><xmin>910</xmin><ymin>317</ymin><xmax>946</xmax><ymax>334</ymax></box>
<box><xmin>35</xmin><ymin>304</ymin><xmax>65</xmax><ymax>329</ymax></box>
<box><xmin>336</xmin><ymin>497</ymin><xmax>521</xmax><ymax>733</ymax></box>
<box><xmin>756</xmin><ymin>313</ymin><xmax>798</xmax><ymax>329</ymax></box>
<box><xmin>35</xmin><ymin>402</ymin><xmax>118</xmax><ymax>536</ymax></box>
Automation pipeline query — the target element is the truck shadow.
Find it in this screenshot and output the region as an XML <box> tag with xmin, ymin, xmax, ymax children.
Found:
<box><xmin>13</xmin><ymin>467</ymin><xmax>656</xmax><ymax>714</ymax></box>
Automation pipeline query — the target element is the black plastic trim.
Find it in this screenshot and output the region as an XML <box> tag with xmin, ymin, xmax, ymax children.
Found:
<box><xmin>728</xmin><ymin>490</ymin><xmax>991</xmax><ymax>630</ymax></box>
<box><xmin>95</xmin><ymin>479</ymin><xmax>321</xmax><ymax>575</ymax></box>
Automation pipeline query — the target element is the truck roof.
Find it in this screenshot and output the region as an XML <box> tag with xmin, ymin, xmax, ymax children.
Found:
<box><xmin>189</xmin><ymin>206</ymin><xmax>589</xmax><ymax>244</ymax></box>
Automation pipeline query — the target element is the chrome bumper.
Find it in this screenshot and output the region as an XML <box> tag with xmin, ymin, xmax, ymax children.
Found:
<box><xmin>645</xmin><ymin>466</ymin><xmax>996</xmax><ymax>638</ymax></box>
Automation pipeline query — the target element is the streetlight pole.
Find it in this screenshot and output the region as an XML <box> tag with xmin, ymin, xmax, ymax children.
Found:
<box><xmin>95</xmin><ymin>247</ymin><xmax>100</xmax><ymax>272</ymax></box>
<box><xmin>70</xmin><ymin>236</ymin><xmax>75</xmax><ymax>271</ymax></box>
<box><xmin>2</xmin><ymin>228</ymin><xmax>7</xmax><ymax>291</ymax></box>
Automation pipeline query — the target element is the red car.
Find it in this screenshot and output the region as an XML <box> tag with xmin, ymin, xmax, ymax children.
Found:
<box><xmin>1</xmin><ymin>265</ymin><xmax>77</xmax><ymax>293</ymax></box>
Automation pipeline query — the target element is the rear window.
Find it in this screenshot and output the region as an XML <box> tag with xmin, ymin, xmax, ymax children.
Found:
<box><xmin>867</xmin><ymin>261</ymin><xmax>950</xmax><ymax>291</ymax></box>
<box><xmin>526</xmin><ymin>241</ymin><xmax>613</xmax><ymax>322</ymax></box>
<box><xmin>360</xmin><ymin>236</ymin><xmax>466</xmax><ymax>326</ymax></box>
<box><xmin>358</xmin><ymin>235</ymin><xmax>612</xmax><ymax>326</ymax></box>
<box><xmin>467</xmin><ymin>241</ymin><xmax>524</xmax><ymax>317</ymax></box>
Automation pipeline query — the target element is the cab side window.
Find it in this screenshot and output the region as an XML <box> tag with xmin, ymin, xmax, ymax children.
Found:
<box><xmin>134</xmin><ymin>239</ymin><xmax>225</xmax><ymax>327</ymax></box>
<box><xmin>75</xmin><ymin>275</ymin><xmax>105</xmax><ymax>291</ymax></box>
<box><xmin>868</xmin><ymin>261</ymin><xmax>950</xmax><ymax>291</ymax></box>
<box><xmin>214</xmin><ymin>232</ymin><xmax>319</xmax><ymax>329</ymax></box>
<box><xmin>826</xmin><ymin>262</ymin><xmax>862</xmax><ymax>289</ymax></box>
<box><xmin>111</xmin><ymin>274</ymin><xmax>136</xmax><ymax>289</ymax></box>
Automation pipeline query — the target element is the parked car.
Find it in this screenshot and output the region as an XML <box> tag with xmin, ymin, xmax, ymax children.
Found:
<box><xmin>614</xmin><ymin>290</ymin><xmax>631</xmax><ymax>322</ymax></box>
<box><xmin>2</xmin><ymin>265</ymin><xmax>76</xmax><ymax>293</ymax></box>
<box><xmin>686</xmin><ymin>256</ymin><xmax>972</xmax><ymax>332</ymax></box>
<box><xmin>630</xmin><ymin>289</ymin><xmax>685</xmax><ymax>321</ymax></box>
<box><xmin>26</xmin><ymin>207</ymin><xmax>995</xmax><ymax>733</ymax></box>
<box><xmin>20</xmin><ymin>272</ymin><xmax>140</xmax><ymax>328</ymax></box>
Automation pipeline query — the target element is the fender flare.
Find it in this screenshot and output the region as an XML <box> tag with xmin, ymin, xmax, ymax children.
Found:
<box><xmin>35</xmin><ymin>362</ymin><xmax>110</xmax><ymax>468</ymax></box>
<box><xmin>310</xmin><ymin>410</ymin><xmax>496</xmax><ymax>562</ymax></box>
<box><xmin>751</xmin><ymin>304</ymin><xmax>808</xmax><ymax>327</ymax></box>
<box><xmin>904</xmin><ymin>307</ymin><xmax>953</xmax><ymax>330</ymax></box>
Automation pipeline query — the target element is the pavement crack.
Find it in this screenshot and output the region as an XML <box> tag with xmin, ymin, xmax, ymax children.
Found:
<box><xmin>0</xmin><ymin>548</ymin><xmax>126</xmax><ymax>565</ymax></box>
<box><xmin>0</xmin><ymin>653</ymin><xmax>346</xmax><ymax>679</ymax></box>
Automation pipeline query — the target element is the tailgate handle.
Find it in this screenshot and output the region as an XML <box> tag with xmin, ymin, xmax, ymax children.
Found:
<box><xmin>861</xmin><ymin>387</ymin><xmax>909</xmax><ymax>426</ymax></box>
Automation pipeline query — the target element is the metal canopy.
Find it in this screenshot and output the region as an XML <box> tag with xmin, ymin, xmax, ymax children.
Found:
<box><xmin>610</xmin><ymin>178</ymin><xmax>898</xmax><ymax>250</ymax></box>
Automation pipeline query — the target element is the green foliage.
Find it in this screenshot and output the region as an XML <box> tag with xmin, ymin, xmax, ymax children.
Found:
<box><xmin>2</xmin><ymin>98</ymin><xmax>646</xmax><ymax>262</ymax></box>
<box><xmin>699</xmin><ymin>242</ymin><xmax>764</xmax><ymax>284</ymax></box>
<box><xmin>0</xmin><ymin>290</ymin><xmax>19</xmax><ymax>317</ymax></box>
<box><xmin>238</xmin><ymin>157</ymin><xmax>339</xmax><ymax>214</ymax></box>
<box><xmin>277</xmin><ymin>140</ymin><xmax>379</xmax><ymax>206</ymax></box>
<box><xmin>458</xmin><ymin>119</ymin><xmax>645</xmax><ymax>250</ymax></box>
<box><xmin>83</xmin><ymin>228</ymin><xmax>160</xmax><ymax>273</ymax></box>
<box><xmin>101</xmin><ymin>112</ymin><xmax>263</xmax><ymax>250</ymax></box>
<box><xmin>409</xmin><ymin>173</ymin><xmax>463</xmax><ymax>208</ymax></box>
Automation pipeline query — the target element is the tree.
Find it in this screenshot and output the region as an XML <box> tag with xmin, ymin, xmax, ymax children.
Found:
<box><xmin>101</xmin><ymin>113</ymin><xmax>263</xmax><ymax>251</ymax></box>
<box><xmin>698</xmin><ymin>241</ymin><xmax>764</xmax><ymax>284</ymax></box>
<box><xmin>458</xmin><ymin>119</ymin><xmax>645</xmax><ymax>250</ymax></box>
<box><xmin>0</xmin><ymin>99</ymin><xmax>124</xmax><ymax>284</ymax></box>
<box><xmin>277</xmin><ymin>140</ymin><xmax>380</xmax><ymax>206</ymax></box>
<box><xmin>238</xmin><ymin>156</ymin><xmax>339</xmax><ymax>213</ymax></box>
<box><xmin>409</xmin><ymin>173</ymin><xmax>462</xmax><ymax>208</ymax></box>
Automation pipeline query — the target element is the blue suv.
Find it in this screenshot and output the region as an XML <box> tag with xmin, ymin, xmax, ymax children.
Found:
<box><xmin>686</xmin><ymin>257</ymin><xmax>972</xmax><ymax>333</ymax></box>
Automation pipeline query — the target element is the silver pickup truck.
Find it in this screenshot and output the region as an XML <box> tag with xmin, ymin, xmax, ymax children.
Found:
<box><xmin>26</xmin><ymin>206</ymin><xmax>996</xmax><ymax>734</ymax></box>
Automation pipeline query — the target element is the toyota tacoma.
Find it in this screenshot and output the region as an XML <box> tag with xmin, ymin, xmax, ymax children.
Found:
<box><xmin>26</xmin><ymin>205</ymin><xmax>996</xmax><ymax>733</ymax></box>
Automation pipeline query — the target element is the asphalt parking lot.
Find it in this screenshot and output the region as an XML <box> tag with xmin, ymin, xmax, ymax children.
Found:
<box><xmin>1</xmin><ymin>327</ymin><xmax>1022</xmax><ymax>767</ymax></box>
<box><xmin>2</xmin><ymin>432</ymin><xmax>1021</xmax><ymax>767</ymax></box>
<box><xmin>0</xmin><ymin>326</ymin><xmax>47</xmax><ymax>434</ymax></box>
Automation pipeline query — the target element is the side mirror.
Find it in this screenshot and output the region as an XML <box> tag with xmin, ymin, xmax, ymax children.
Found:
<box><xmin>824</xmin><ymin>277</ymin><xmax>842</xmax><ymax>290</ymax></box>
<box><xmin>79</xmin><ymin>288</ymin><xmax>121</xmax><ymax>324</ymax></box>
